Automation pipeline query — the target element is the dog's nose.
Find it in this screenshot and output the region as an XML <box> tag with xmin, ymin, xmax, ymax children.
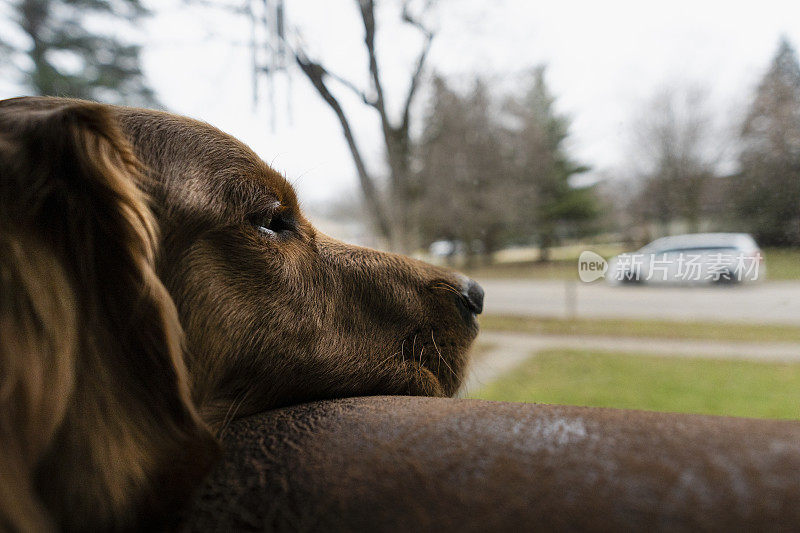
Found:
<box><xmin>461</xmin><ymin>279</ymin><xmax>484</xmax><ymax>315</ymax></box>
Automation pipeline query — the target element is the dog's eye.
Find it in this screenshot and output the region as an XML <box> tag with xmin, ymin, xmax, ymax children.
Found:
<box><xmin>249</xmin><ymin>213</ymin><xmax>275</xmax><ymax>236</ymax></box>
<box><xmin>247</xmin><ymin>210</ymin><xmax>294</xmax><ymax>237</ymax></box>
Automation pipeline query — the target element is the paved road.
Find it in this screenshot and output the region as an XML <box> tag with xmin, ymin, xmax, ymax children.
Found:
<box><xmin>478</xmin><ymin>279</ymin><xmax>800</xmax><ymax>325</ymax></box>
<box><xmin>458</xmin><ymin>331</ymin><xmax>800</xmax><ymax>396</ymax></box>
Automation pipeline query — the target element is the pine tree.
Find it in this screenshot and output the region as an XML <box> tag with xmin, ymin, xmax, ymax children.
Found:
<box><xmin>416</xmin><ymin>71</ymin><xmax>599</xmax><ymax>264</ymax></box>
<box><xmin>1</xmin><ymin>0</ymin><xmax>156</xmax><ymax>106</ymax></box>
<box><xmin>509</xmin><ymin>66</ymin><xmax>597</xmax><ymax>261</ymax></box>
<box><xmin>734</xmin><ymin>37</ymin><xmax>800</xmax><ymax>245</ymax></box>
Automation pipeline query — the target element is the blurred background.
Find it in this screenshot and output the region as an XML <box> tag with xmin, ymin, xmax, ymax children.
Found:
<box><xmin>3</xmin><ymin>0</ymin><xmax>800</xmax><ymax>418</ymax></box>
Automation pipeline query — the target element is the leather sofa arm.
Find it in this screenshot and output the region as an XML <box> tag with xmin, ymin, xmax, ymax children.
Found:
<box><xmin>186</xmin><ymin>396</ymin><xmax>800</xmax><ymax>531</ymax></box>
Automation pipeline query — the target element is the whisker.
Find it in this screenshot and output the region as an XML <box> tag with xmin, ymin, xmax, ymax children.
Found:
<box><xmin>400</xmin><ymin>338</ymin><xmax>410</xmax><ymax>394</ymax></box>
<box><xmin>218</xmin><ymin>396</ymin><xmax>239</xmax><ymax>435</ymax></box>
<box><xmin>433</xmin><ymin>281</ymin><xmax>459</xmax><ymax>291</ymax></box>
<box><xmin>431</xmin><ymin>283</ymin><xmax>463</xmax><ymax>298</ymax></box>
<box><xmin>418</xmin><ymin>346</ymin><xmax>425</xmax><ymax>383</ymax></box>
<box><xmin>431</xmin><ymin>330</ymin><xmax>457</xmax><ymax>381</ymax></box>
<box><xmin>412</xmin><ymin>334</ymin><xmax>420</xmax><ymax>382</ymax></box>
<box><xmin>218</xmin><ymin>387</ymin><xmax>252</xmax><ymax>439</ymax></box>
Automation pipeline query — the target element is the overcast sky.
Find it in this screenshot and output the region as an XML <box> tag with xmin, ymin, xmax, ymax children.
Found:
<box><xmin>4</xmin><ymin>0</ymin><xmax>800</xmax><ymax>205</ymax></box>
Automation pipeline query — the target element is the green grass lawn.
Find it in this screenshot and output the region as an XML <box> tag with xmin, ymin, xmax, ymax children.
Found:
<box><xmin>470</xmin><ymin>349</ymin><xmax>800</xmax><ymax>419</ymax></box>
<box><xmin>479</xmin><ymin>315</ymin><xmax>800</xmax><ymax>343</ymax></box>
<box><xmin>764</xmin><ymin>247</ymin><xmax>800</xmax><ymax>280</ymax></box>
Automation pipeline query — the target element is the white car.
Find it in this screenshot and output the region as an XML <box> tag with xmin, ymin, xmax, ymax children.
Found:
<box><xmin>607</xmin><ymin>233</ymin><xmax>765</xmax><ymax>285</ymax></box>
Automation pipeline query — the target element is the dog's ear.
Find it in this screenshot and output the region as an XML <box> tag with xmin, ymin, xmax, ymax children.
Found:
<box><xmin>0</xmin><ymin>232</ymin><xmax>76</xmax><ymax>532</ymax></box>
<box><xmin>0</xmin><ymin>100</ymin><xmax>218</xmax><ymax>531</ymax></box>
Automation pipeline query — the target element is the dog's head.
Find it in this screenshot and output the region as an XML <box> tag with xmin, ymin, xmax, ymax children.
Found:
<box><xmin>114</xmin><ymin>103</ymin><xmax>483</xmax><ymax>424</ymax></box>
<box><xmin>0</xmin><ymin>96</ymin><xmax>482</xmax><ymax>529</ymax></box>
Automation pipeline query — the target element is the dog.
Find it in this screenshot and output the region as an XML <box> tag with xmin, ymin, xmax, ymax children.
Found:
<box><xmin>0</xmin><ymin>96</ymin><xmax>483</xmax><ymax>531</ymax></box>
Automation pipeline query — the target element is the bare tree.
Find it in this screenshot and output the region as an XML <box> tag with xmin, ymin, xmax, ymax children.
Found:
<box><xmin>416</xmin><ymin>76</ymin><xmax>509</xmax><ymax>266</ymax></box>
<box><xmin>629</xmin><ymin>85</ymin><xmax>721</xmax><ymax>234</ymax></box>
<box><xmin>292</xmin><ymin>1</ymin><xmax>435</xmax><ymax>251</ymax></box>
<box><xmin>183</xmin><ymin>0</ymin><xmax>436</xmax><ymax>251</ymax></box>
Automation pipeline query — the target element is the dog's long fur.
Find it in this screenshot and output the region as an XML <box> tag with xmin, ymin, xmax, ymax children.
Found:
<box><xmin>0</xmin><ymin>97</ymin><xmax>480</xmax><ymax>530</ymax></box>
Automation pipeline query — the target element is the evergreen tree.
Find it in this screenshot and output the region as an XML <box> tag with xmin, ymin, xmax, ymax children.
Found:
<box><xmin>508</xmin><ymin>66</ymin><xmax>597</xmax><ymax>261</ymax></box>
<box><xmin>1</xmin><ymin>0</ymin><xmax>157</xmax><ymax>106</ymax></box>
<box><xmin>734</xmin><ymin>37</ymin><xmax>800</xmax><ymax>245</ymax></box>
<box><xmin>416</xmin><ymin>70</ymin><xmax>599</xmax><ymax>264</ymax></box>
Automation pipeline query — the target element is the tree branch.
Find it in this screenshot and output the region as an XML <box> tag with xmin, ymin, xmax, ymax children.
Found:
<box><xmin>399</xmin><ymin>1</ymin><xmax>435</xmax><ymax>134</ymax></box>
<box><xmin>400</xmin><ymin>34</ymin><xmax>433</xmax><ymax>134</ymax></box>
<box><xmin>400</xmin><ymin>1</ymin><xmax>434</xmax><ymax>36</ymax></box>
<box><xmin>294</xmin><ymin>51</ymin><xmax>393</xmax><ymax>240</ymax></box>
<box><xmin>323</xmin><ymin>68</ymin><xmax>379</xmax><ymax>108</ymax></box>
<box><xmin>357</xmin><ymin>0</ymin><xmax>391</xmax><ymax>132</ymax></box>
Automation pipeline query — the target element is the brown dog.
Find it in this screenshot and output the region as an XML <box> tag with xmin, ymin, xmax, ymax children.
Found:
<box><xmin>0</xmin><ymin>96</ymin><xmax>482</xmax><ymax>531</ymax></box>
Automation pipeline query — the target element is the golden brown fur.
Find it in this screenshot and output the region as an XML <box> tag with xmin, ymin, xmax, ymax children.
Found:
<box><xmin>0</xmin><ymin>97</ymin><xmax>481</xmax><ymax>530</ymax></box>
